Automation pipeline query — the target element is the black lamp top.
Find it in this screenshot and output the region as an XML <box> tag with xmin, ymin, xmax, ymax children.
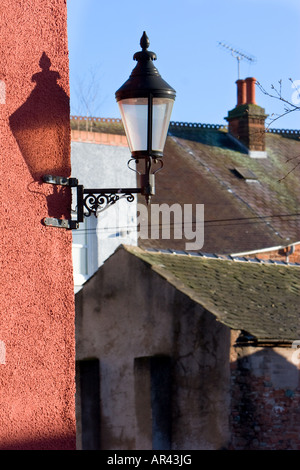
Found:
<box><xmin>133</xmin><ymin>31</ymin><xmax>157</xmax><ymax>63</ymax></box>
<box><xmin>115</xmin><ymin>32</ymin><xmax>176</xmax><ymax>102</ymax></box>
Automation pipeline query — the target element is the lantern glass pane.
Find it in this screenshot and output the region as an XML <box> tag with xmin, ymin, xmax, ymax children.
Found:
<box><xmin>118</xmin><ymin>98</ymin><xmax>148</xmax><ymax>152</ymax></box>
<box><xmin>152</xmin><ymin>98</ymin><xmax>174</xmax><ymax>152</ymax></box>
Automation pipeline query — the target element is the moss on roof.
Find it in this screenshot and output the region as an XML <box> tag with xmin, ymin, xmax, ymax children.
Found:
<box><xmin>125</xmin><ymin>245</ymin><xmax>300</xmax><ymax>344</ymax></box>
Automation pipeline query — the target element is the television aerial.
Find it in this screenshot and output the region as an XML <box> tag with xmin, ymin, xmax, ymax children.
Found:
<box><xmin>218</xmin><ymin>42</ymin><xmax>256</xmax><ymax>79</ymax></box>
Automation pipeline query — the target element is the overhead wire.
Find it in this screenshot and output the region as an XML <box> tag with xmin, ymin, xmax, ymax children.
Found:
<box><xmin>72</xmin><ymin>212</ymin><xmax>300</xmax><ymax>234</ymax></box>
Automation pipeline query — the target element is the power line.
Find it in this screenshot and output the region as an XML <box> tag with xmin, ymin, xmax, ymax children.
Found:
<box><xmin>72</xmin><ymin>212</ymin><xmax>300</xmax><ymax>234</ymax></box>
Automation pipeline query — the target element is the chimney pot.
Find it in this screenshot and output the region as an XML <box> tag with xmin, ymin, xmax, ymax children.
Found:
<box><xmin>245</xmin><ymin>77</ymin><xmax>256</xmax><ymax>104</ymax></box>
<box><xmin>236</xmin><ymin>79</ymin><xmax>246</xmax><ymax>106</ymax></box>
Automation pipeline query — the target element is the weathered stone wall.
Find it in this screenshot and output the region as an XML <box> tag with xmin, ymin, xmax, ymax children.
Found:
<box><xmin>75</xmin><ymin>247</ymin><xmax>232</xmax><ymax>450</ymax></box>
<box><xmin>75</xmin><ymin>246</ymin><xmax>300</xmax><ymax>450</ymax></box>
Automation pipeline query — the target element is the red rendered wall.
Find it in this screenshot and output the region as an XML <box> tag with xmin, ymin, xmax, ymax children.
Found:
<box><xmin>0</xmin><ymin>0</ymin><xmax>76</xmax><ymax>450</ymax></box>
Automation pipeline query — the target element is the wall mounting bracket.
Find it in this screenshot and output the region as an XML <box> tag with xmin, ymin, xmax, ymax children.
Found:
<box><xmin>42</xmin><ymin>174</ymin><xmax>141</xmax><ymax>229</ymax></box>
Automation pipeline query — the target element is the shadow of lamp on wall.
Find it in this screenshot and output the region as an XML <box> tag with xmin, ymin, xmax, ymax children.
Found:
<box><xmin>9</xmin><ymin>52</ymin><xmax>71</xmax><ymax>220</ymax></box>
<box><xmin>10</xmin><ymin>52</ymin><xmax>70</xmax><ymax>180</ymax></box>
<box><xmin>41</xmin><ymin>32</ymin><xmax>176</xmax><ymax>230</ymax></box>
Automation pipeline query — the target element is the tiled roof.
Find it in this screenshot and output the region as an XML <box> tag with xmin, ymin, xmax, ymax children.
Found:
<box><xmin>138</xmin><ymin>126</ymin><xmax>300</xmax><ymax>254</ymax></box>
<box><xmin>70</xmin><ymin>116</ymin><xmax>300</xmax><ymax>255</ymax></box>
<box><xmin>123</xmin><ymin>245</ymin><xmax>300</xmax><ymax>344</ymax></box>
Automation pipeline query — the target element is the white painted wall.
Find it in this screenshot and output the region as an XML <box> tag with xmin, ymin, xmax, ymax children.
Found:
<box><xmin>71</xmin><ymin>140</ymin><xmax>138</xmax><ymax>292</ymax></box>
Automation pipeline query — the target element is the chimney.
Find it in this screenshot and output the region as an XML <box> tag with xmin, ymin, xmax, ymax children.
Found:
<box><xmin>225</xmin><ymin>77</ymin><xmax>267</xmax><ymax>157</ymax></box>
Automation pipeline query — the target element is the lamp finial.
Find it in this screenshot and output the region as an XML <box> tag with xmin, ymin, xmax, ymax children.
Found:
<box><xmin>140</xmin><ymin>31</ymin><xmax>150</xmax><ymax>51</ymax></box>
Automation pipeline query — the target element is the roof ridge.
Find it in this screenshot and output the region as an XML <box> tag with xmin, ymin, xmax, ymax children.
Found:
<box><xmin>143</xmin><ymin>247</ymin><xmax>300</xmax><ymax>267</ymax></box>
<box><xmin>70</xmin><ymin>115</ymin><xmax>300</xmax><ymax>135</ymax></box>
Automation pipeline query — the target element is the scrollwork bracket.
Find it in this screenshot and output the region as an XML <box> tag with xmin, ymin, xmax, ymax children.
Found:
<box><xmin>42</xmin><ymin>175</ymin><xmax>141</xmax><ymax>229</ymax></box>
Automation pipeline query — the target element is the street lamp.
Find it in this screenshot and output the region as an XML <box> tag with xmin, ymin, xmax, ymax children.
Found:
<box><xmin>116</xmin><ymin>31</ymin><xmax>176</xmax><ymax>203</ymax></box>
<box><xmin>43</xmin><ymin>32</ymin><xmax>175</xmax><ymax>229</ymax></box>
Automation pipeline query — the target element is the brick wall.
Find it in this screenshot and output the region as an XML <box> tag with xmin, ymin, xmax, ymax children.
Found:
<box><xmin>230</xmin><ymin>345</ymin><xmax>300</xmax><ymax>450</ymax></box>
<box><xmin>249</xmin><ymin>243</ymin><xmax>300</xmax><ymax>264</ymax></box>
<box><xmin>71</xmin><ymin>129</ymin><xmax>128</xmax><ymax>147</ymax></box>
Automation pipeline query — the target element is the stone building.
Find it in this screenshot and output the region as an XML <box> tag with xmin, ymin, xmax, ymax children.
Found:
<box><xmin>75</xmin><ymin>245</ymin><xmax>300</xmax><ymax>450</ymax></box>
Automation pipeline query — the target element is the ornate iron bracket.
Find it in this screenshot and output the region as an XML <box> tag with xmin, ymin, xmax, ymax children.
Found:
<box><xmin>42</xmin><ymin>175</ymin><xmax>141</xmax><ymax>229</ymax></box>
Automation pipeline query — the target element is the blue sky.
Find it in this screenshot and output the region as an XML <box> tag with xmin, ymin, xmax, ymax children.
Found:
<box><xmin>67</xmin><ymin>0</ymin><xmax>300</xmax><ymax>129</ymax></box>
